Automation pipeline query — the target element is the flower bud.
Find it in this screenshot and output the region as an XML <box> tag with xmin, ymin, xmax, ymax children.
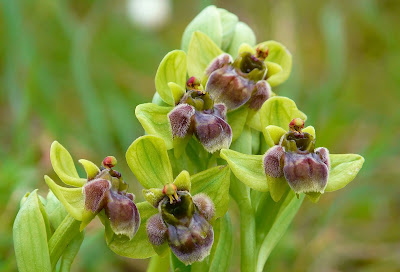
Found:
<box><xmin>103</xmin><ymin>156</ymin><xmax>117</xmax><ymax>168</ymax></box>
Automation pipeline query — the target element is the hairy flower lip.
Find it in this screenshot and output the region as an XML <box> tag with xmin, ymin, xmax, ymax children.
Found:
<box><xmin>147</xmin><ymin>191</ymin><xmax>216</xmax><ymax>265</ymax></box>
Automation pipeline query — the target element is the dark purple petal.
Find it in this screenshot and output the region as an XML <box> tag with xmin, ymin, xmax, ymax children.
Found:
<box><xmin>146</xmin><ymin>214</ymin><xmax>167</xmax><ymax>246</ymax></box>
<box><xmin>168</xmin><ymin>104</ymin><xmax>196</xmax><ymax>138</ymax></box>
<box><xmin>263</xmin><ymin>146</ymin><xmax>285</xmax><ymax>178</ymax></box>
<box><xmin>83</xmin><ymin>179</ymin><xmax>111</xmax><ymax>213</ymax></box>
<box><xmin>205</xmin><ymin>53</ymin><xmax>233</xmax><ymax>76</ymax></box>
<box><xmin>168</xmin><ymin>213</ymin><xmax>214</xmax><ymax>265</ymax></box>
<box><xmin>105</xmin><ymin>191</ymin><xmax>140</xmax><ymax>240</ymax></box>
<box><xmin>192</xmin><ymin>194</ymin><xmax>215</xmax><ymax>222</ymax></box>
<box><xmin>206</xmin><ymin>66</ymin><xmax>255</xmax><ymax>111</ymax></box>
<box><xmin>315</xmin><ymin>147</ymin><xmax>330</xmax><ymax>169</ymax></box>
<box><xmin>194</xmin><ymin>111</ymin><xmax>232</xmax><ymax>153</ymax></box>
<box><xmin>212</xmin><ymin>103</ymin><xmax>227</xmax><ymax>120</ymax></box>
<box><xmin>283</xmin><ymin>152</ymin><xmax>329</xmax><ymax>194</ymax></box>
<box><xmin>248</xmin><ymin>80</ymin><xmax>271</xmax><ymax>110</ymax></box>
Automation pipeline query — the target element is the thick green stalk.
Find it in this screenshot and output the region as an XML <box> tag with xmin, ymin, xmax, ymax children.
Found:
<box><xmin>59</xmin><ymin>230</ymin><xmax>84</xmax><ymax>272</ymax></box>
<box><xmin>230</xmin><ymin>176</ymin><xmax>256</xmax><ymax>272</ymax></box>
<box><xmin>48</xmin><ymin>214</ymin><xmax>81</xmax><ymax>269</ymax></box>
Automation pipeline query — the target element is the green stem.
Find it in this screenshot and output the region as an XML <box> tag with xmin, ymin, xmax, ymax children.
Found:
<box><xmin>48</xmin><ymin>214</ymin><xmax>81</xmax><ymax>269</ymax></box>
<box><xmin>230</xmin><ymin>176</ymin><xmax>256</xmax><ymax>272</ymax></box>
<box><xmin>60</xmin><ymin>230</ymin><xmax>84</xmax><ymax>272</ymax></box>
<box><xmin>147</xmin><ymin>254</ymin><xmax>170</xmax><ymax>272</ymax></box>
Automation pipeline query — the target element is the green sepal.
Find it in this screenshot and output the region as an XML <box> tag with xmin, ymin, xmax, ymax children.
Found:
<box><xmin>173</xmin><ymin>170</ymin><xmax>191</xmax><ymax>192</ymax></box>
<box><xmin>44</xmin><ymin>175</ymin><xmax>84</xmax><ymax>221</ymax></box>
<box><xmin>126</xmin><ymin>135</ymin><xmax>174</xmax><ymax>189</ymax></box>
<box><xmin>306</xmin><ymin>192</ymin><xmax>322</xmax><ymax>203</ymax></box>
<box><xmin>187</xmin><ymin>31</ymin><xmax>223</xmax><ymax>78</ymax></box>
<box><xmin>50</xmin><ymin>141</ymin><xmax>86</xmax><ymax>187</ymax></box>
<box><xmin>155</xmin><ymin>50</ymin><xmax>187</xmax><ymax>106</ymax></box>
<box><xmin>143</xmin><ymin>188</ymin><xmax>164</xmax><ymax>207</ymax></box>
<box><xmin>13</xmin><ymin>190</ymin><xmax>52</xmax><ymax>272</ymax></box>
<box><xmin>106</xmin><ymin>202</ymin><xmax>158</xmax><ymax>259</ymax></box>
<box><xmin>267</xmin><ymin>176</ymin><xmax>289</xmax><ymax>202</ymax></box>
<box><xmin>181</xmin><ymin>5</ymin><xmax>222</xmax><ymax>52</ymax></box>
<box><xmin>191</xmin><ymin>165</ymin><xmax>230</xmax><ymax>219</ymax></box>
<box><xmin>218</xmin><ymin>8</ymin><xmax>239</xmax><ymax>50</ymax></box>
<box><xmin>325</xmin><ymin>154</ymin><xmax>365</xmax><ymax>192</ymax></box>
<box><xmin>260</xmin><ymin>96</ymin><xmax>307</xmax><ymax>131</ymax></box>
<box><xmin>303</xmin><ymin>126</ymin><xmax>316</xmax><ymax>138</ymax></box>
<box><xmin>135</xmin><ymin>103</ymin><xmax>174</xmax><ymax>150</ymax></box>
<box><xmin>227</xmin><ymin>22</ymin><xmax>256</xmax><ymax>58</ymax></box>
<box><xmin>220</xmin><ymin>149</ymin><xmax>268</xmax><ymax>192</ymax></box>
<box><xmin>263</xmin><ymin>125</ymin><xmax>287</xmax><ymax>147</ymax></box>
<box><xmin>256</xmin><ymin>41</ymin><xmax>292</xmax><ymax>87</ymax></box>
<box><xmin>227</xmin><ymin>106</ymin><xmax>249</xmax><ymax>142</ymax></box>
<box><xmin>78</xmin><ymin>159</ymin><xmax>100</xmax><ymax>180</ymax></box>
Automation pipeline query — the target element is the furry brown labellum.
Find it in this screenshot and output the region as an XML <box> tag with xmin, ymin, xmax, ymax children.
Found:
<box><xmin>146</xmin><ymin>189</ymin><xmax>215</xmax><ymax>265</ymax></box>
<box><xmin>168</xmin><ymin>77</ymin><xmax>232</xmax><ymax>153</ymax></box>
<box><xmin>205</xmin><ymin>52</ymin><xmax>271</xmax><ymax>111</ymax></box>
<box><xmin>263</xmin><ymin>119</ymin><xmax>330</xmax><ymax>194</ymax></box>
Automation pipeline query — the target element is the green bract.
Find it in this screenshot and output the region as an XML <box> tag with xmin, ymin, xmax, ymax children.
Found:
<box><xmin>14</xmin><ymin>190</ymin><xmax>52</xmax><ymax>272</ymax></box>
<box><xmin>181</xmin><ymin>5</ymin><xmax>255</xmax><ymax>56</ymax></box>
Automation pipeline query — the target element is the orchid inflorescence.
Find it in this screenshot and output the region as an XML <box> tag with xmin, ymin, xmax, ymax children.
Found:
<box><xmin>13</xmin><ymin>5</ymin><xmax>364</xmax><ymax>272</ymax></box>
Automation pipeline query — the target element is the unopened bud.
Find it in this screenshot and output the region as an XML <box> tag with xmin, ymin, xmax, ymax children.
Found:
<box><xmin>102</xmin><ymin>156</ymin><xmax>117</xmax><ymax>168</ymax></box>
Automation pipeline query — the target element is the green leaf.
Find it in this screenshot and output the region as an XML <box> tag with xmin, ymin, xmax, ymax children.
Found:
<box><xmin>325</xmin><ymin>154</ymin><xmax>365</xmax><ymax>192</ymax></box>
<box><xmin>44</xmin><ymin>176</ymin><xmax>84</xmax><ymax>221</ymax></box>
<box><xmin>259</xmin><ymin>96</ymin><xmax>307</xmax><ymax>131</ymax></box>
<box><xmin>13</xmin><ymin>190</ymin><xmax>52</xmax><ymax>272</ymax></box>
<box><xmin>50</xmin><ymin>141</ymin><xmax>86</xmax><ymax>187</ymax></box>
<box><xmin>257</xmin><ymin>41</ymin><xmax>292</xmax><ymax>87</ymax></box>
<box><xmin>209</xmin><ymin>213</ymin><xmax>233</xmax><ymax>272</ymax></box>
<box><xmin>155</xmin><ymin>50</ymin><xmax>187</xmax><ymax>105</ymax></box>
<box><xmin>256</xmin><ymin>191</ymin><xmax>304</xmax><ymax>272</ymax></box>
<box><xmin>78</xmin><ymin>159</ymin><xmax>100</xmax><ymax>180</ymax></box>
<box><xmin>191</xmin><ymin>165</ymin><xmax>230</xmax><ymax>219</ymax></box>
<box><xmin>220</xmin><ymin>149</ymin><xmax>268</xmax><ymax>192</ymax></box>
<box><xmin>126</xmin><ymin>135</ymin><xmax>174</xmax><ymax>189</ymax></box>
<box><xmin>181</xmin><ymin>5</ymin><xmax>222</xmax><ymax>52</ymax></box>
<box><xmin>263</xmin><ymin>125</ymin><xmax>287</xmax><ymax>147</ymax></box>
<box><xmin>107</xmin><ymin>202</ymin><xmax>158</xmax><ymax>259</ymax></box>
<box><xmin>227</xmin><ymin>22</ymin><xmax>256</xmax><ymax>58</ymax></box>
<box><xmin>187</xmin><ymin>31</ymin><xmax>223</xmax><ymax>78</ymax></box>
<box><xmin>227</xmin><ymin>106</ymin><xmax>249</xmax><ymax>142</ymax></box>
<box><xmin>218</xmin><ymin>8</ymin><xmax>238</xmax><ymax>51</ymax></box>
<box><xmin>135</xmin><ymin>103</ymin><xmax>174</xmax><ymax>150</ymax></box>
<box><xmin>173</xmin><ymin>170</ymin><xmax>191</xmax><ymax>192</ymax></box>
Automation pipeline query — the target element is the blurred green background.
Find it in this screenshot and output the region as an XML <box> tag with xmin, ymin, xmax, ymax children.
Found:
<box><xmin>1</xmin><ymin>0</ymin><xmax>399</xmax><ymax>271</ymax></box>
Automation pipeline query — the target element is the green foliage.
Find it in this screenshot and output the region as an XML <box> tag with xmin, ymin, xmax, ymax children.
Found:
<box><xmin>13</xmin><ymin>190</ymin><xmax>52</xmax><ymax>272</ymax></box>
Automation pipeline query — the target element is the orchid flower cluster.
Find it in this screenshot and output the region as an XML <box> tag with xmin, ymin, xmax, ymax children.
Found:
<box><xmin>13</xmin><ymin>6</ymin><xmax>364</xmax><ymax>272</ymax></box>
